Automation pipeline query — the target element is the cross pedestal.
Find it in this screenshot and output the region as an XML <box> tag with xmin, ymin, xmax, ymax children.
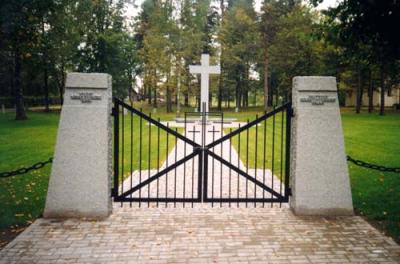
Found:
<box><xmin>189</xmin><ymin>54</ymin><xmax>220</xmax><ymax>113</ymax></box>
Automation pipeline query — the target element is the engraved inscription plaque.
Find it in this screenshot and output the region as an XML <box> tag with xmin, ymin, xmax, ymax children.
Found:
<box><xmin>70</xmin><ymin>92</ymin><xmax>102</xmax><ymax>103</ymax></box>
<box><xmin>300</xmin><ymin>95</ymin><xmax>335</xmax><ymax>105</ymax></box>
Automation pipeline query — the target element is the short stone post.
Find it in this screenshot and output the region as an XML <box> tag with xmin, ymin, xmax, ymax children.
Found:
<box><xmin>44</xmin><ymin>73</ymin><xmax>112</xmax><ymax>218</ymax></box>
<box><xmin>290</xmin><ymin>76</ymin><xmax>353</xmax><ymax>215</ymax></box>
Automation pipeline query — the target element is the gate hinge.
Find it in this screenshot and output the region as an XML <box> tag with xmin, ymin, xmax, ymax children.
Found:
<box><xmin>111</xmin><ymin>107</ymin><xmax>117</xmax><ymax>117</ymax></box>
<box><xmin>289</xmin><ymin>107</ymin><xmax>295</xmax><ymax>117</ymax></box>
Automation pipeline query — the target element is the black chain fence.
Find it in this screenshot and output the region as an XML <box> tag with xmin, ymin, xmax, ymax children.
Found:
<box><xmin>0</xmin><ymin>158</ymin><xmax>53</xmax><ymax>178</ymax></box>
<box><xmin>0</xmin><ymin>155</ymin><xmax>398</xmax><ymax>178</ymax></box>
<box><xmin>347</xmin><ymin>155</ymin><xmax>400</xmax><ymax>173</ymax></box>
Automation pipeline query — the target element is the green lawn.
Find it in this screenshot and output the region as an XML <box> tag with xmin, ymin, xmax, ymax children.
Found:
<box><xmin>0</xmin><ymin>112</ymin><xmax>59</xmax><ymax>229</ymax></box>
<box><xmin>0</xmin><ymin>107</ymin><xmax>399</xmax><ymax>243</ymax></box>
<box><xmin>342</xmin><ymin>111</ymin><xmax>400</xmax><ymax>242</ymax></box>
<box><xmin>225</xmin><ymin>112</ymin><xmax>287</xmax><ymax>179</ymax></box>
<box><xmin>119</xmin><ymin>114</ymin><xmax>177</xmax><ymax>174</ymax></box>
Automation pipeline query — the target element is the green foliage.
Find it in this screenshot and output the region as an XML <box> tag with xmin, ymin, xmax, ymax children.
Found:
<box><xmin>269</xmin><ymin>6</ymin><xmax>325</xmax><ymax>95</ymax></box>
<box><xmin>136</xmin><ymin>0</ymin><xmax>216</xmax><ymax>110</ymax></box>
<box><xmin>321</xmin><ymin>0</ymin><xmax>400</xmax><ymax>114</ymax></box>
<box><xmin>71</xmin><ymin>0</ymin><xmax>137</xmax><ymax>98</ymax></box>
<box><xmin>219</xmin><ymin>0</ymin><xmax>259</xmax><ymax>108</ymax></box>
<box><xmin>0</xmin><ymin>0</ymin><xmax>138</xmax><ymax>109</ymax></box>
<box><xmin>2</xmin><ymin>0</ymin><xmax>398</xmax><ymax>113</ymax></box>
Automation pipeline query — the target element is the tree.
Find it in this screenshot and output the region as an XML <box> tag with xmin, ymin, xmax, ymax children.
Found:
<box><xmin>138</xmin><ymin>0</ymin><xmax>172</xmax><ymax>108</ymax></box>
<box><xmin>70</xmin><ymin>0</ymin><xmax>137</xmax><ymax>98</ymax></box>
<box><xmin>260</xmin><ymin>0</ymin><xmax>300</xmax><ymax>109</ymax></box>
<box><xmin>319</xmin><ymin>0</ymin><xmax>400</xmax><ymax>115</ymax></box>
<box><xmin>0</xmin><ymin>0</ymin><xmax>49</xmax><ymax>119</ymax></box>
<box><xmin>268</xmin><ymin>5</ymin><xmax>324</xmax><ymax>100</ymax></box>
<box><xmin>220</xmin><ymin>0</ymin><xmax>259</xmax><ymax>110</ymax></box>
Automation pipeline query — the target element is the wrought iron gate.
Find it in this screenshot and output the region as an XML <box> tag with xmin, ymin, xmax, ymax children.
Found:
<box><xmin>112</xmin><ymin>98</ymin><xmax>292</xmax><ymax>207</ymax></box>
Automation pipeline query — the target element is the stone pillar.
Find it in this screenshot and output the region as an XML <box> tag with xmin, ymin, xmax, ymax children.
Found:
<box><xmin>290</xmin><ymin>76</ymin><xmax>353</xmax><ymax>216</ymax></box>
<box><xmin>44</xmin><ymin>73</ymin><xmax>112</xmax><ymax>218</ymax></box>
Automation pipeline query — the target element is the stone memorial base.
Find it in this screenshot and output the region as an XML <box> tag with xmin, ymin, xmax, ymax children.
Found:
<box><xmin>290</xmin><ymin>76</ymin><xmax>354</xmax><ymax>216</ymax></box>
<box><xmin>44</xmin><ymin>73</ymin><xmax>112</xmax><ymax>219</ymax></box>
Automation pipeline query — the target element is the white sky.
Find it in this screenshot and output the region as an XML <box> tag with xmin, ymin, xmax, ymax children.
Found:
<box><xmin>126</xmin><ymin>0</ymin><xmax>341</xmax><ymax>19</ymax></box>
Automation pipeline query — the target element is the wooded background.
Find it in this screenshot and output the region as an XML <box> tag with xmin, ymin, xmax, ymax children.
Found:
<box><xmin>1</xmin><ymin>0</ymin><xmax>399</xmax><ymax>119</ymax></box>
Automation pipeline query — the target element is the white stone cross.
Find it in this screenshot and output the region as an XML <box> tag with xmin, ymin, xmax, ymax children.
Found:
<box><xmin>189</xmin><ymin>54</ymin><xmax>220</xmax><ymax>112</ymax></box>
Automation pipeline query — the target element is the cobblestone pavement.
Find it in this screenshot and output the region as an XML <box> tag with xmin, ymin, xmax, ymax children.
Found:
<box><xmin>1</xmin><ymin>206</ymin><xmax>399</xmax><ymax>263</ymax></box>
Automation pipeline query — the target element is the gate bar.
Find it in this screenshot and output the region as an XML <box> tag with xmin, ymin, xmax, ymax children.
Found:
<box><xmin>112</xmin><ymin>104</ymin><xmax>119</xmax><ymax>197</ymax></box>
<box><xmin>207</xmin><ymin>103</ymin><xmax>290</xmax><ymax>149</ymax></box>
<box><xmin>206</xmin><ymin>150</ymin><xmax>284</xmax><ymax>199</ymax></box>
<box><xmin>114</xmin><ymin>98</ymin><xmax>199</xmax><ymax>147</ymax></box>
<box><xmin>118</xmin><ymin>151</ymin><xmax>200</xmax><ymax>198</ymax></box>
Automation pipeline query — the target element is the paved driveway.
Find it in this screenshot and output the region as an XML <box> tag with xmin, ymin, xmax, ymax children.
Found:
<box><xmin>1</xmin><ymin>206</ymin><xmax>399</xmax><ymax>263</ymax></box>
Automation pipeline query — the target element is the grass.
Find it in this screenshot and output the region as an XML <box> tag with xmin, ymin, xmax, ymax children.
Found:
<box><xmin>0</xmin><ymin>106</ymin><xmax>399</xmax><ymax>243</ymax></box>
<box><xmin>0</xmin><ymin>112</ymin><xmax>59</xmax><ymax>229</ymax></box>
<box><xmin>224</xmin><ymin>112</ymin><xmax>287</xmax><ymax>179</ymax></box>
<box><xmin>119</xmin><ymin>114</ymin><xmax>177</xmax><ymax>174</ymax></box>
<box><xmin>341</xmin><ymin>111</ymin><xmax>400</xmax><ymax>242</ymax></box>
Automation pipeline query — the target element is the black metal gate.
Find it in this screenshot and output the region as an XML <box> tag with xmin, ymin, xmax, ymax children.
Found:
<box><xmin>112</xmin><ymin>98</ymin><xmax>292</xmax><ymax>207</ymax></box>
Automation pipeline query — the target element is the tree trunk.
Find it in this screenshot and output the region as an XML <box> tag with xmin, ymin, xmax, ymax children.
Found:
<box><xmin>14</xmin><ymin>46</ymin><xmax>27</xmax><ymax>120</ymax></box>
<box><xmin>355</xmin><ymin>66</ymin><xmax>362</xmax><ymax>114</ymax></box>
<box><xmin>153</xmin><ymin>69</ymin><xmax>157</xmax><ymax>107</ymax></box>
<box><xmin>59</xmin><ymin>64</ymin><xmax>65</xmax><ymax>106</ymax></box>
<box><xmin>166</xmin><ymin>87</ymin><xmax>172</xmax><ymax>112</ymax></box>
<box><xmin>176</xmin><ymin>63</ymin><xmax>180</xmax><ymax>113</ymax></box>
<box><xmin>368</xmin><ymin>69</ymin><xmax>373</xmax><ymax>113</ymax></box>
<box><xmin>42</xmin><ymin>20</ymin><xmax>50</xmax><ymax>112</ymax></box>
<box><xmin>263</xmin><ymin>50</ymin><xmax>271</xmax><ymax>110</ymax></box>
<box><xmin>146</xmin><ymin>85</ymin><xmax>151</xmax><ymax>105</ymax></box>
<box><xmin>147</xmin><ymin>86</ymin><xmax>151</xmax><ymax>104</ymax></box>
<box><xmin>268</xmin><ymin>73</ymin><xmax>273</xmax><ymax>106</ymax></box>
<box><xmin>128</xmin><ymin>70</ymin><xmax>133</xmax><ymax>104</ymax></box>
<box><xmin>218</xmin><ymin>0</ymin><xmax>224</xmax><ymax>111</ymax></box>
<box><xmin>43</xmin><ymin>59</ymin><xmax>49</xmax><ymax>112</ymax></box>
<box><xmin>153</xmin><ymin>87</ymin><xmax>157</xmax><ymax>107</ymax></box>
<box><xmin>235</xmin><ymin>71</ymin><xmax>241</xmax><ymax>109</ymax></box>
<box><xmin>184</xmin><ymin>74</ymin><xmax>190</xmax><ymax>107</ymax></box>
<box><xmin>184</xmin><ymin>93</ymin><xmax>189</xmax><ymax>107</ymax></box>
<box><xmin>218</xmin><ymin>68</ymin><xmax>223</xmax><ymax>110</ymax></box>
<box><xmin>97</xmin><ymin>38</ymin><xmax>106</xmax><ymax>72</ymax></box>
<box><xmin>197</xmin><ymin>96</ymin><xmax>201</xmax><ymax>112</ymax></box>
<box><xmin>379</xmin><ymin>65</ymin><xmax>385</xmax><ymax>115</ymax></box>
<box><xmin>209</xmin><ymin>90</ymin><xmax>212</xmax><ymax>109</ymax></box>
<box><xmin>146</xmin><ymin>70</ymin><xmax>151</xmax><ymax>104</ymax></box>
<box><xmin>166</xmin><ymin>73</ymin><xmax>172</xmax><ymax>112</ymax></box>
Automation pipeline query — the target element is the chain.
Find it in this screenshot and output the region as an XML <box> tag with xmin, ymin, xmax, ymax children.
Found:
<box><xmin>0</xmin><ymin>158</ymin><xmax>53</xmax><ymax>178</ymax></box>
<box><xmin>1</xmin><ymin>155</ymin><xmax>397</xmax><ymax>177</ymax></box>
<box><xmin>347</xmin><ymin>155</ymin><xmax>400</xmax><ymax>173</ymax></box>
